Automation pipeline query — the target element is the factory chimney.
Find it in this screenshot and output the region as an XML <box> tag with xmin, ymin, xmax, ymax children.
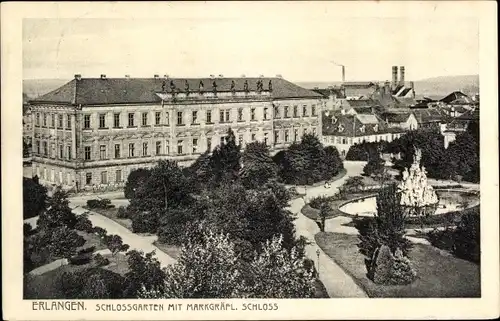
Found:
<box><xmin>399</xmin><ymin>66</ymin><xmax>405</xmax><ymax>86</ymax></box>
<box><xmin>391</xmin><ymin>66</ymin><xmax>398</xmax><ymax>90</ymax></box>
<box><xmin>341</xmin><ymin>66</ymin><xmax>345</xmax><ymax>83</ymax></box>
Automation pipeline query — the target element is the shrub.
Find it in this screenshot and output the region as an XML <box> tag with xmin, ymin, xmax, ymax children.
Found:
<box><xmin>75</xmin><ymin>214</ymin><xmax>94</xmax><ymax>233</ymax></box>
<box><xmin>389</xmin><ymin>254</ymin><xmax>417</xmax><ymax>285</ymax></box>
<box><xmin>69</xmin><ymin>252</ymin><xmax>92</xmax><ymax>265</ymax></box>
<box><xmin>117</xmin><ymin>206</ymin><xmax>128</xmax><ymax>219</ymax></box>
<box><xmin>453</xmin><ymin>209</ymin><xmax>480</xmax><ymax>263</ymax></box>
<box><xmin>92</xmin><ymin>226</ymin><xmax>108</xmax><ymax>238</ymax></box>
<box><xmin>373</xmin><ymin>246</ymin><xmax>416</xmax><ymax>285</ymax></box>
<box><xmin>131</xmin><ymin>211</ymin><xmax>159</xmax><ymax>234</ymax></box>
<box><xmin>373</xmin><ymin>245</ymin><xmax>393</xmax><ymax>284</ymax></box>
<box><xmin>93</xmin><ymin>253</ymin><xmax>110</xmax><ymax>266</ymax></box>
<box><xmin>86</xmin><ymin>198</ymin><xmax>112</xmax><ymax>209</ymax></box>
<box><xmin>77</xmin><ymin>246</ymin><xmax>96</xmax><ymax>255</ymax></box>
<box><xmin>309</xmin><ymin>195</ymin><xmax>335</xmax><ymax>210</ymax></box>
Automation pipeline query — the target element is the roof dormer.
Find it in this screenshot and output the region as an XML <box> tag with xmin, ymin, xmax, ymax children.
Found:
<box><xmin>338</xmin><ymin>124</ymin><xmax>344</xmax><ymax>133</ymax></box>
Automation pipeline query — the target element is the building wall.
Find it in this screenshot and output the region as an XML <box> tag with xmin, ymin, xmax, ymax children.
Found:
<box><xmin>322</xmin><ymin>132</ymin><xmax>403</xmax><ymax>158</ymax></box>
<box><xmin>30</xmin><ymin>96</ymin><xmax>321</xmax><ymax>189</ymax></box>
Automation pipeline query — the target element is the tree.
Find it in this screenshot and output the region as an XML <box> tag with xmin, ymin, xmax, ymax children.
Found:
<box><xmin>344</xmin><ymin>176</ymin><xmax>365</xmax><ymax>192</ymax></box>
<box><xmin>23</xmin><ymin>177</ymin><xmax>47</xmax><ymax>219</ymax></box>
<box><xmin>209</xmin><ymin>128</ymin><xmax>241</xmax><ymax>186</ymax></box>
<box><xmin>445</xmin><ymin>131</ymin><xmax>479</xmax><ymax>182</ymax></box>
<box><xmin>62</xmin><ymin>268</ymin><xmax>125</xmax><ymax>299</ymax></box>
<box><xmin>123</xmin><ymin>250</ymin><xmax>167</xmax><ymax>298</ymax></box>
<box><xmin>318</xmin><ymin>203</ymin><xmax>332</xmax><ymax>232</ymax></box>
<box><xmin>124</xmin><ymin>168</ymin><xmax>151</xmax><ymax>199</ymax></box>
<box><xmin>47</xmin><ymin>226</ymin><xmax>86</xmax><ymax>259</ymax></box>
<box><xmin>245</xmin><ymin>235</ymin><xmax>316</xmax><ymax>298</ymax></box>
<box><xmin>139</xmin><ymin>232</ymin><xmax>244</xmax><ymax>298</ymax></box>
<box><xmin>240</xmin><ymin>142</ymin><xmax>278</xmax><ymax>189</ymax></box>
<box><xmin>37</xmin><ymin>188</ymin><xmax>77</xmax><ymax>230</ymax></box>
<box><xmin>75</xmin><ymin>213</ymin><xmax>94</xmax><ymax>233</ymax></box>
<box><xmin>103</xmin><ymin>234</ymin><xmax>130</xmax><ymax>255</ymax></box>
<box><xmin>363</xmin><ymin>157</ymin><xmax>385</xmax><ymax>177</ymax></box>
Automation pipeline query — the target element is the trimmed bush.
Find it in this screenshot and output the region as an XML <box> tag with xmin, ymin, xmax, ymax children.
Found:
<box><xmin>77</xmin><ymin>246</ymin><xmax>96</xmax><ymax>255</ymax></box>
<box><xmin>116</xmin><ymin>206</ymin><xmax>128</xmax><ymax>219</ymax></box>
<box><xmin>373</xmin><ymin>245</ymin><xmax>393</xmax><ymax>284</ymax></box>
<box><xmin>87</xmin><ymin>198</ymin><xmax>113</xmax><ymax>209</ymax></box>
<box><xmin>453</xmin><ymin>209</ymin><xmax>480</xmax><ymax>263</ymax></box>
<box><xmin>93</xmin><ymin>253</ymin><xmax>110</xmax><ymax>266</ymax></box>
<box><xmin>69</xmin><ymin>252</ymin><xmax>92</xmax><ymax>265</ymax></box>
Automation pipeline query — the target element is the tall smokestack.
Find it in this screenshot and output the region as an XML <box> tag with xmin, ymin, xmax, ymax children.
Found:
<box><xmin>399</xmin><ymin>66</ymin><xmax>405</xmax><ymax>86</ymax></box>
<box><xmin>341</xmin><ymin>66</ymin><xmax>345</xmax><ymax>83</ymax></box>
<box><xmin>391</xmin><ymin>66</ymin><xmax>398</xmax><ymax>89</ymax></box>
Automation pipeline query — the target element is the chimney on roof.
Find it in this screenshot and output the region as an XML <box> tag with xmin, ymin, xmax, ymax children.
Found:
<box><xmin>241</xmin><ymin>74</ymin><xmax>246</xmax><ymax>78</ymax></box>
<box><xmin>218</xmin><ymin>74</ymin><xmax>224</xmax><ymax>78</ymax></box>
<box><xmin>341</xmin><ymin>66</ymin><xmax>345</xmax><ymax>83</ymax></box>
<box><xmin>210</xmin><ymin>74</ymin><xmax>215</xmax><ymax>79</ymax></box>
<box><xmin>100</xmin><ymin>74</ymin><xmax>107</xmax><ymax>80</ymax></box>
<box><xmin>399</xmin><ymin>66</ymin><xmax>405</xmax><ymax>86</ymax></box>
<box><xmin>74</xmin><ymin>74</ymin><xmax>82</xmax><ymax>81</ymax></box>
<box><xmin>154</xmin><ymin>74</ymin><xmax>159</xmax><ymax>79</ymax></box>
<box><xmin>164</xmin><ymin>74</ymin><xmax>169</xmax><ymax>79</ymax></box>
<box><xmin>384</xmin><ymin>80</ymin><xmax>391</xmax><ymax>95</ymax></box>
<box><xmin>391</xmin><ymin>66</ymin><xmax>398</xmax><ymax>89</ymax></box>
<box><xmin>125</xmin><ymin>74</ymin><xmax>130</xmax><ymax>79</ymax></box>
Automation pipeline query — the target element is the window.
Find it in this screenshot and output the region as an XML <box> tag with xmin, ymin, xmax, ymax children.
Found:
<box><xmin>43</xmin><ymin>113</ymin><xmax>47</xmax><ymax>127</ymax></box>
<box><xmin>99</xmin><ymin>145</ymin><xmax>106</xmax><ymax>159</ymax></box>
<box><xmin>84</xmin><ymin>115</ymin><xmax>91</xmax><ymax>129</ymax></box>
<box><xmin>251</xmin><ymin>133</ymin><xmax>256</xmax><ymax>141</ymax></box>
<box><xmin>86</xmin><ymin>173</ymin><xmax>92</xmax><ymax>185</ymax></box>
<box><xmin>342</xmin><ymin>138</ymin><xmax>347</xmax><ymax>144</ymax></box>
<box><xmin>251</xmin><ymin>108</ymin><xmax>256</xmax><ymax>121</ymax></box>
<box><xmin>142</xmin><ymin>142</ymin><xmax>148</xmax><ymax>156</ymax></box>
<box><xmin>36</xmin><ymin>113</ymin><xmax>40</xmax><ymax>126</ymax></box>
<box><xmin>177</xmin><ymin>112</ymin><xmax>183</xmax><ymax>125</ymax></box>
<box><xmin>274</xmin><ymin>130</ymin><xmax>280</xmax><ymax>143</ymax></box>
<box><xmin>264</xmin><ymin>108</ymin><xmax>268</xmax><ymax>120</ymax></box>
<box><xmin>58</xmin><ymin>114</ymin><xmax>63</xmax><ymax>128</ymax></box>
<box><xmin>219</xmin><ymin>110</ymin><xmax>225</xmax><ymax>123</ymax></box>
<box><xmin>35</xmin><ymin>141</ymin><xmax>40</xmax><ymax>154</ymax></box>
<box><xmin>284</xmin><ymin>130</ymin><xmax>289</xmax><ymax>142</ymax></box>
<box><xmin>142</xmin><ymin>112</ymin><xmax>148</xmax><ymax>126</ymax></box>
<box><xmin>312</xmin><ymin>104</ymin><xmax>317</xmax><ymax>116</ymax></box>
<box><xmin>51</xmin><ymin>114</ymin><xmax>55</xmax><ymax>127</ymax></box>
<box><xmin>206</xmin><ymin>137</ymin><xmax>212</xmax><ymax>152</ymax></box>
<box><xmin>129</xmin><ymin>143</ymin><xmax>135</xmax><ymax>157</ymax></box>
<box><xmin>114</xmin><ymin>113</ymin><xmax>120</xmax><ymax>128</ymax></box>
<box><xmin>59</xmin><ymin>145</ymin><xmax>63</xmax><ymax>158</ymax></box>
<box><xmin>84</xmin><ymin>146</ymin><xmax>91</xmax><ymax>160</ymax></box>
<box><xmin>238</xmin><ymin>108</ymin><xmax>243</xmax><ymax>121</ymax></box>
<box><xmin>206</xmin><ymin>110</ymin><xmax>212</xmax><ymax>124</ymax></box>
<box><xmin>67</xmin><ymin>146</ymin><xmax>72</xmax><ymax>159</ymax></box>
<box><xmin>312</xmin><ymin>128</ymin><xmax>317</xmax><ymax>136</ymax></box>
<box><xmin>264</xmin><ymin>133</ymin><xmax>269</xmax><ymax>145</ymax></box>
<box><xmin>303</xmin><ymin>105</ymin><xmax>308</xmax><ymax>117</ymax></box>
<box><xmin>99</xmin><ymin>113</ymin><xmax>106</xmax><ymax>128</ymax></box>
<box><xmin>114</xmin><ymin>144</ymin><xmax>121</xmax><ymax>158</ymax></box>
<box><xmin>294</xmin><ymin>129</ymin><xmax>299</xmax><ymax>142</ymax></box>
<box><xmin>284</xmin><ymin>106</ymin><xmax>289</xmax><ymax>118</ymax></box>
<box><xmin>101</xmin><ymin>171</ymin><xmax>108</xmax><ymax>184</ymax></box>
<box><xmin>66</xmin><ymin>114</ymin><xmax>71</xmax><ymax>129</ymax></box>
<box><xmin>220</xmin><ymin>136</ymin><xmax>225</xmax><ymax>145</ymax></box>
<box><xmin>165</xmin><ymin>141</ymin><xmax>170</xmax><ymax>154</ymax></box>
<box><xmin>293</xmin><ymin>106</ymin><xmax>298</xmax><ymax>118</ymax></box>
<box><xmin>192</xmin><ymin>138</ymin><xmax>198</xmax><ymax>153</ymax></box>
<box><xmin>192</xmin><ymin>111</ymin><xmax>198</xmax><ymax>124</ymax></box>
<box><xmin>238</xmin><ymin>134</ymin><xmax>244</xmax><ymax>146</ymax></box>
<box><xmin>274</xmin><ymin>106</ymin><xmax>280</xmax><ymax>118</ymax></box>
<box><xmin>51</xmin><ymin>143</ymin><xmax>56</xmax><ymax>157</ymax></box>
<box><xmin>156</xmin><ymin>141</ymin><xmax>161</xmax><ymax>155</ymax></box>
<box><xmin>155</xmin><ymin>112</ymin><xmax>161</xmax><ymax>125</ymax></box>
<box><xmin>165</xmin><ymin>112</ymin><xmax>170</xmax><ymax>126</ymax></box>
<box><xmin>128</xmin><ymin>113</ymin><xmax>135</xmax><ymax>127</ymax></box>
<box><xmin>116</xmin><ymin>170</ymin><xmax>122</xmax><ymax>183</ymax></box>
<box><xmin>177</xmin><ymin>140</ymin><xmax>183</xmax><ymax>154</ymax></box>
<box><xmin>225</xmin><ymin>110</ymin><xmax>230</xmax><ymax>122</ymax></box>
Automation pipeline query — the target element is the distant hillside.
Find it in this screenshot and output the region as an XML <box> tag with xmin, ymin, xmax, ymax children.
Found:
<box><xmin>297</xmin><ymin>75</ymin><xmax>479</xmax><ymax>97</ymax></box>
<box><xmin>23</xmin><ymin>79</ymin><xmax>70</xmax><ymax>99</ymax></box>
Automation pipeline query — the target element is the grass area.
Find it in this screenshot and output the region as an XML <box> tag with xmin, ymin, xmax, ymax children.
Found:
<box><xmin>315</xmin><ymin>232</ymin><xmax>480</xmax><ymax>298</ymax></box>
<box><xmin>314</xmin><ymin>279</ymin><xmax>329</xmax><ymax>298</ymax></box>
<box><xmin>76</xmin><ymin>230</ymin><xmax>107</xmax><ymax>252</ymax></box>
<box><xmin>153</xmin><ymin>241</ymin><xmax>182</xmax><ymax>260</ymax></box>
<box><xmin>24</xmin><ymin>253</ymin><xmax>128</xmax><ymax>299</ymax></box>
<box><xmin>85</xmin><ymin>206</ymin><xmax>133</xmax><ymax>231</ymax></box>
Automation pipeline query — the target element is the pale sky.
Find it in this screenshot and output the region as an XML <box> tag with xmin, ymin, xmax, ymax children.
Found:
<box><xmin>23</xmin><ymin>3</ymin><xmax>479</xmax><ymax>82</ymax></box>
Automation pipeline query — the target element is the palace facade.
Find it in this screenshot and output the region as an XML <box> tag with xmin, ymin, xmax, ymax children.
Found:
<box><xmin>30</xmin><ymin>75</ymin><xmax>323</xmax><ymax>190</ymax></box>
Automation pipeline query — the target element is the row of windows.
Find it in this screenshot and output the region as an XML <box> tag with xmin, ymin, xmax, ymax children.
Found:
<box><xmin>33</xmin><ymin>140</ymin><xmax>72</xmax><ymax>159</ymax></box>
<box><xmin>274</xmin><ymin>127</ymin><xmax>317</xmax><ymax>143</ymax></box>
<box><xmin>85</xmin><ymin>170</ymin><xmax>123</xmax><ymax>185</ymax></box>
<box><xmin>274</xmin><ymin>104</ymin><xmax>317</xmax><ymax>119</ymax></box>
<box><xmin>35</xmin><ymin>113</ymin><xmax>72</xmax><ymax>129</ymax></box>
<box><xmin>324</xmin><ymin>133</ymin><xmax>401</xmax><ymax>145</ymax></box>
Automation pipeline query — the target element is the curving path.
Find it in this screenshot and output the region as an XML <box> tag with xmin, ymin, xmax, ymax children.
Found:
<box><xmin>288</xmin><ymin>161</ymin><xmax>368</xmax><ymax>298</ymax></box>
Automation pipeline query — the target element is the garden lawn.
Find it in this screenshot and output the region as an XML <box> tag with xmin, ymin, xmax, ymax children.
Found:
<box><xmin>76</xmin><ymin>230</ymin><xmax>107</xmax><ymax>252</ymax></box>
<box><xmin>315</xmin><ymin>232</ymin><xmax>480</xmax><ymax>298</ymax></box>
<box><xmin>85</xmin><ymin>206</ymin><xmax>133</xmax><ymax>231</ymax></box>
<box><xmin>24</xmin><ymin>253</ymin><xmax>128</xmax><ymax>299</ymax></box>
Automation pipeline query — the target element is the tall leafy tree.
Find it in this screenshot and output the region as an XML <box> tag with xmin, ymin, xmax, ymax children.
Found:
<box><xmin>124</xmin><ymin>168</ymin><xmax>151</xmax><ymax>199</ymax></box>
<box><xmin>37</xmin><ymin>188</ymin><xmax>77</xmax><ymax>230</ymax></box>
<box><xmin>123</xmin><ymin>250</ymin><xmax>167</xmax><ymax>298</ymax></box>
<box><xmin>23</xmin><ymin>177</ymin><xmax>48</xmax><ymax>219</ymax></box>
<box><xmin>209</xmin><ymin>128</ymin><xmax>241</xmax><ymax>186</ymax></box>
<box><xmin>240</xmin><ymin>141</ymin><xmax>278</xmax><ymax>189</ymax></box>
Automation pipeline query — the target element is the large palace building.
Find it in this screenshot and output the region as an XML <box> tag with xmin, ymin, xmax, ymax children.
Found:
<box><xmin>30</xmin><ymin>75</ymin><xmax>323</xmax><ymax>190</ymax></box>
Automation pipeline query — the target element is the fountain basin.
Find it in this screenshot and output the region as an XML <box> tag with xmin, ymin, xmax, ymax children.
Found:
<box><xmin>339</xmin><ymin>190</ymin><xmax>479</xmax><ymax>217</ymax></box>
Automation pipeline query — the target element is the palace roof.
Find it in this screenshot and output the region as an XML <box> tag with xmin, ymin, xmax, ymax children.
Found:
<box><xmin>31</xmin><ymin>77</ymin><xmax>322</xmax><ymax>105</ymax></box>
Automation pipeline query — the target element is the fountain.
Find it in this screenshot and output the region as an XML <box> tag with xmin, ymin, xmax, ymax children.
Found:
<box><xmin>397</xmin><ymin>148</ymin><xmax>439</xmax><ymax>218</ymax></box>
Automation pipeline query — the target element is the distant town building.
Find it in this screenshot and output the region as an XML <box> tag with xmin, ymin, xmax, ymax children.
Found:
<box><xmin>379</xmin><ymin>111</ymin><xmax>419</xmax><ymax>130</ymax></box>
<box><xmin>29</xmin><ymin>75</ymin><xmax>322</xmax><ymax>190</ymax></box>
<box><xmin>322</xmin><ymin>111</ymin><xmax>405</xmax><ymax>157</ymax></box>
<box><xmin>443</xmin><ymin>108</ymin><xmax>479</xmax><ymax>148</ymax></box>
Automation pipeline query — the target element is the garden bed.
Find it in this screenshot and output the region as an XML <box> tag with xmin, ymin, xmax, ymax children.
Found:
<box><xmin>315</xmin><ymin>232</ymin><xmax>480</xmax><ymax>298</ymax></box>
<box><xmin>84</xmin><ymin>206</ymin><xmax>133</xmax><ymax>231</ymax></box>
<box><xmin>302</xmin><ymin>191</ymin><xmax>376</xmax><ymax>221</ymax></box>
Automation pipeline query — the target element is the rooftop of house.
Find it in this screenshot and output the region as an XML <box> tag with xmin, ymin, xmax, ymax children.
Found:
<box><xmin>412</xmin><ymin>108</ymin><xmax>452</xmax><ymax>123</ymax></box>
<box><xmin>379</xmin><ymin>111</ymin><xmax>413</xmax><ymax>123</ymax></box>
<box><xmin>342</xmin><ymin>81</ymin><xmax>377</xmax><ymax>88</ymax></box>
<box><xmin>322</xmin><ymin>112</ymin><xmax>405</xmax><ymax>137</ymax></box>
<box><xmin>31</xmin><ymin>76</ymin><xmax>323</xmax><ymax>105</ymax></box>
<box><xmin>312</xmin><ymin>88</ymin><xmax>346</xmax><ymax>99</ymax></box>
